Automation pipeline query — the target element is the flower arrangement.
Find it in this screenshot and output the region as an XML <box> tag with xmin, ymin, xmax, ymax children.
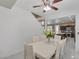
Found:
<box><xmin>43</xmin><ymin>27</ymin><xmax>55</xmax><ymax>39</ymax></box>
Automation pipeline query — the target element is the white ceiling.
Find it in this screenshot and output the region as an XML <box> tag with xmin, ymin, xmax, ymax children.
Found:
<box><xmin>0</xmin><ymin>0</ymin><xmax>79</xmax><ymax>15</ymax></box>
<box><xmin>17</xmin><ymin>0</ymin><xmax>79</xmax><ymax>10</ymax></box>
<box><xmin>14</xmin><ymin>0</ymin><xmax>79</xmax><ymax>16</ymax></box>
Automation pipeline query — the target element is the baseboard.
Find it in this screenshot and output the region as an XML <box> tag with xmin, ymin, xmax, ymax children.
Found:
<box><xmin>1</xmin><ymin>49</ymin><xmax>23</xmax><ymax>58</ymax></box>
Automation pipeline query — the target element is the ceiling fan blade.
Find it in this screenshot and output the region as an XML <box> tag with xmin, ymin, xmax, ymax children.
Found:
<box><xmin>31</xmin><ymin>12</ymin><xmax>42</xmax><ymax>18</ymax></box>
<box><xmin>33</xmin><ymin>6</ymin><xmax>41</xmax><ymax>8</ymax></box>
<box><xmin>50</xmin><ymin>6</ymin><xmax>58</xmax><ymax>10</ymax></box>
<box><xmin>42</xmin><ymin>0</ymin><xmax>47</xmax><ymax>6</ymax></box>
<box><xmin>53</xmin><ymin>0</ymin><xmax>62</xmax><ymax>3</ymax></box>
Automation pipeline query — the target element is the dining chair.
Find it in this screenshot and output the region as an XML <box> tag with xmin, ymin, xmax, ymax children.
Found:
<box><xmin>24</xmin><ymin>40</ymin><xmax>33</xmax><ymax>59</ymax></box>
<box><xmin>59</xmin><ymin>38</ymin><xmax>67</xmax><ymax>59</ymax></box>
<box><xmin>52</xmin><ymin>38</ymin><xmax>66</xmax><ymax>59</ymax></box>
<box><xmin>40</xmin><ymin>35</ymin><xmax>46</xmax><ymax>40</ymax></box>
<box><xmin>25</xmin><ymin>44</ymin><xmax>35</xmax><ymax>59</ymax></box>
<box><xmin>24</xmin><ymin>43</ymin><xmax>27</xmax><ymax>59</ymax></box>
<box><xmin>32</xmin><ymin>36</ymin><xmax>40</xmax><ymax>43</ymax></box>
<box><xmin>54</xmin><ymin>35</ymin><xmax>61</xmax><ymax>42</ymax></box>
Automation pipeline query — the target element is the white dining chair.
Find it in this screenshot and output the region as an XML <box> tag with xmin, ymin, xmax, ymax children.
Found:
<box><xmin>24</xmin><ymin>38</ymin><xmax>34</xmax><ymax>59</ymax></box>
<box><xmin>53</xmin><ymin>35</ymin><xmax>61</xmax><ymax>43</ymax></box>
<box><xmin>40</xmin><ymin>34</ymin><xmax>46</xmax><ymax>39</ymax></box>
<box><xmin>24</xmin><ymin>43</ymin><xmax>27</xmax><ymax>59</ymax></box>
<box><xmin>52</xmin><ymin>38</ymin><xmax>66</xmax><ymax>59</ymax></box>
<box><xmin>59</xmin><ymin>38</ymin><xmax>67</xmax><ymax>59</ymax></box>
<box><xmin>54</xmin><ymin>35</ymin><xmax>61</xmax><ymax>41</ymax></box>
<box><xmin>25</xmin><ymin>44</ymin><xmax>35</xmax><ymax>59</ymax></box>
<box><xmin>32</xmin><ymin>36</ymin><xmax>40</xmax><ymax>43</ymax></box>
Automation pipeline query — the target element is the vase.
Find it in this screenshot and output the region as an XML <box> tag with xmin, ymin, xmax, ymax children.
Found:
<box><xmin>48</xmin><ymin>37</ymin><xmax>50</xmax><ymax>43</ymax></box>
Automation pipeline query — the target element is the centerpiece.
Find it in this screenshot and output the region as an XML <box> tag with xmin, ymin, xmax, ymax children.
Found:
<box><xmin>43</xmin><ymin>27</ymin><xmax>55</xmax><ymax>42</ymax></box>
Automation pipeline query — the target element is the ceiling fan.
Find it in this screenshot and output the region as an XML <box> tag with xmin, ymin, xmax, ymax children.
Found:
<box><xmin>33</xmin><ymin>0</ymin><xmax>62</xmax><ymax>12</ymax></box>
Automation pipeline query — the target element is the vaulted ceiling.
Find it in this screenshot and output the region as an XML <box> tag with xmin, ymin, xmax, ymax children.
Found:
<box><xmin>0</xmin><ymin>0</ymin><xmax>16</xmax><ymax>9</ymax></box>
<box><xmin>0</xmin><ymin>0</ymin><xmax>79</xmax><ymax>14</ymax></box>
<box><xmin>0</xmin><ymin>0</ymin><xmax>78</xmax><ymax>20</ymax></box>
<box><xmin>14</xmin><ymin>0</ymin><xmax>79</xmax><ymax>16</ymax></box>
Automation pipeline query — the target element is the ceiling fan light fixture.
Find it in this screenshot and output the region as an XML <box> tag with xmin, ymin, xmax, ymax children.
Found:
<box><xmin>43</xmin><ymin>5</ymin><xmax>51</xmax><ymax>11</ymax></box>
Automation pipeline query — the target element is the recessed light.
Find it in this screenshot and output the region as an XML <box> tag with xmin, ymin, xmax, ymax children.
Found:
<box><xmin>71</xmin><ymin>56</ymin><xmax>74</xmax><ymax>58</ymax></box>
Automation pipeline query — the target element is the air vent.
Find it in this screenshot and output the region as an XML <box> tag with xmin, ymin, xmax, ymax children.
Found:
<box><xmin>0</xmin><ymin>0</ymin><xmax>16</xmax><ymax>9</ymax></box>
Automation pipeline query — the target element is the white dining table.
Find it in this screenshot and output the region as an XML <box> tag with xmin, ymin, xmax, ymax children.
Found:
<box><xmin>28</xmin><ymin>39</ymin><xmax>58</xmax><ymax>59</ymax></box>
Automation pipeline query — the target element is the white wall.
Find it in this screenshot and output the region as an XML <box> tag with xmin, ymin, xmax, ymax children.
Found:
<box><xmin>0</xmin><ymin>6</ymin><xmax>42</xmax><ymax>57</ymax></box>
<box><xmin>75</xmin><ymin>14</ymin><xmax>79</xmax><ymax>52</ymax></box>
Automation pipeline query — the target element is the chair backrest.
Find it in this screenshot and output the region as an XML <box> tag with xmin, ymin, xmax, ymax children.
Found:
<box><xmin>40</xmin><ymin>35</ymin><xmax>46</xmax><ymax>40</ymax></box>
<box><xmin>59</xmin><ymin>38</ymin><xmax>67</xmax><ymax>59</ymax></box>
<box><xmin>55</xmin><ymin>38</ymin><xmax>66</xmax><ymax>59</ymax></box>
<box><xmin>26</xmin><ymin>44</ymin><xmax>35</xmax><ymax>59</ymax></box>
<box><xmin>54</xmin><ymin>35</ymin><xmax>61</xmax><ymax>42</ymax></box>
<box><xmin>32</xmin><ymin>36</ymin><xmax>40</xmax><ymax>42</ymax></box>
<box><xmin>24</xmin><ymin>43</ymin><xmax>27</xmax><ymax>59</ymax></box>
<box><xmin>60</xmin><ymin>38</ymin><xmax>66</xmax><ymax>50</ymax></box>
<box><xmin>24</xmin><ymin>40</ymin><xmax>33</xmax><ymax>59</ymax></box>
